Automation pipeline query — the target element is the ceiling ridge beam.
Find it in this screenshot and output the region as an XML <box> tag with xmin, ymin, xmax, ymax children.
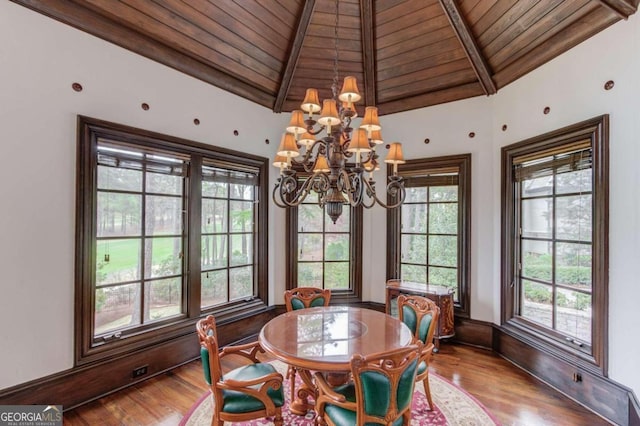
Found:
<box><xmin>437</xmin><ymin>0</ymin><xmax>497</xmax><ymax>95</ymax></box>
<box><xmin>592</xmin><ymin>0</ymin><xmax>637</xmax><ymax>19</ymax></box>
<box><xmin>360</xmin><ymin>0</ymin><xmax>376</xmax><ymax>106</ymax></box>
<box><xmin>274</xmin><ymin>0</ymin><xmax>317</xmax><ymax>113</ymax></box>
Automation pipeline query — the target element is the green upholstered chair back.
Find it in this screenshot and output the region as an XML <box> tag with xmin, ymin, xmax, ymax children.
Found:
<box><xmin>284</xmin><ymin>287</ymin><xmax>331</xmax><ymax>312</ymax></box>
<box><xmin>350</xmin><ymin>345</ymin><xmax>420</xmax><ymax>425</ymax></box>
<box><xmin>397</xmin><ymin>295</ymin><xmax>440</xmax><ymax>346</ymax></box>
<box><xmin>196</xmin><ymin>315</ymin><xmax>223</xmax><ymax>387</ymax></box>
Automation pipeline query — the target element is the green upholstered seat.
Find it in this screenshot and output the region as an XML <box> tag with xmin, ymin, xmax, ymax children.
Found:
<box><xmin>221</xmin><ymin>364</ymin><xmax>285</xmax><ymax>413</ymax></box>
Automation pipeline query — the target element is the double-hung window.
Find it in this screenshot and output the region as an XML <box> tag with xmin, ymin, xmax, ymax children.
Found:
<box><xmin>387</xmin><ymin>154</ymin><xmax>471</xmax><ymax>317</ymax></box>
<box><xmin>501</xmin><ymin>115</ymin><xmax>608</xmax><ymax>375</ymax></box>
<box><xmin>76</xmin><ymin>116</ymin><xmax>268</xmax><ymax>364</ymax></box>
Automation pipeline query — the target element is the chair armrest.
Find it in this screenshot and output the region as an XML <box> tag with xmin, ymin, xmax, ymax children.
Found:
<box><xmin>222</xmin><ymin>371</ymin><xmax>283</xmax><ymax>389</ymax></box>
<box><xmin>313</xmin><ymin>372</ymin><xmax>347</xmax><ymax>403</ymax></box>
<box><xmin>217</xmin><ymin>373</ymin><xmax>283</xmax><ymax>413</ymax></box>
<box><xmin>219</xmin><ymin>340</ymin><xmax>264</xmax><ymax>363</ymax></box>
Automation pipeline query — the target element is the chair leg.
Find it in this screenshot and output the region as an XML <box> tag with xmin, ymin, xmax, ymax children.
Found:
<box><xmin>211</xmin><ymin>414</ymin><xmax>223</xmax><ymax>426</ymax></box>
<box><xmin>423</xmin><ymin>376</ymin><xmax>434</xmax><ymax>411</ymax></box>
<box><xmin>273</xmin><ymin>407</ymin><xmax>284</xmax><ymax>426</ymax></box>
<box><xmin>288</xmin><ymin>366</ymin><xmax>297</xmax><ymax>403</ymax></box>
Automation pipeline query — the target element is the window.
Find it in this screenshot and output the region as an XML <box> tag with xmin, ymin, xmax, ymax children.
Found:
<box><xmin>286</xmin><ymin>190</ymin><xmax>362</xmax><ymax>302</ymax></box>
<box><xmin>387</xmin><ymin>154</ymin><xmax>471</xmax><ymax>317</ymax></box>
<box><xmin>76</xmin><ymin>116</ymin><xmax>268</xmax><ymax>364</ymax></box>
<box><xmin>501</xmin><ymin>115</ymin><xmax>608</xmax><ymax>375</ymax></box>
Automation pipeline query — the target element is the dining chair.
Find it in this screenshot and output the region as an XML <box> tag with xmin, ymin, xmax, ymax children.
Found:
<box><xmin>283</xmin><ymin>286</ymin><xmax>331</xmax><ymax>404</ymax></box>
<box><xmin>314</xmin><ymin>344</ymin><xmax>421</xmax><ymax>426</ymax></box>
<box><xmin>396</xmin><ymin>294</ymin><xmax>440</xmax><ymax>411</ymax></box>
<box><xmin>196</xmin><ymin>315</ymin><xmax>284</xmax><ymax>426</ymax></box>
<box><xmin>284</xmin><ymin>286</ymin><xmax>331</xmax><ymax>311</ymax></box>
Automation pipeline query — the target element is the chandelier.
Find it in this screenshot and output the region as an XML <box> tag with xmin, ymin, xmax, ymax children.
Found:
<box><xmin>271</xmin><ymin>0</ymin><xmax>406</xmax><ymax>224</ymax></box>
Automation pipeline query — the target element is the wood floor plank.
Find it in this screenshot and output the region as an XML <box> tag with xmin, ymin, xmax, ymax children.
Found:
<box><xmin>63</xmin><ymin>343</ymin><xmax>611</xmax><ymax>425</ymax></box>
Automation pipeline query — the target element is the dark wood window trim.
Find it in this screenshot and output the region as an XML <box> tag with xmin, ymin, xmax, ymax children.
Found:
<box><xmin>76</xmin><ymin>116</ymin><xmax>269</xmax><ymax>365</ymax></box>
<box><xmin>285</xmin><ymin>198</ymin><xmax>363</xmax><ymax>304</ymax></box>
<box><xmin>386</xmin><ymin>154</ymin><xmax>472</xmax><ymax>318</ymax></box>
<box><xmin>501</xmin><ymin>115</ymin><xmax>609</xmax><ymax>377</ymax></box>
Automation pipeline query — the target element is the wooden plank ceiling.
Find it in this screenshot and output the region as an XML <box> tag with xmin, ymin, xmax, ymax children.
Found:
<box><xmin>13</xmin><ymin>0</ymin><xmax>638</xmax><ymax>115</ymax></box>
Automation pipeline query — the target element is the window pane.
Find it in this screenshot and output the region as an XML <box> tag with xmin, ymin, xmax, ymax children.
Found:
<box><xmin>96</xmin><ymin>239</ymin><xmax>141</xmax><ymax>285</ymax></box>
<box><xmin>429</xmin><ymin>203</ymin><xmax>457</xmax><ymax>234</ymax></box>
<box><xmin>429</xmin><ymin>186</ymin><xmax>457</xmax><ymax>202</ymax></box>
<box><xmin>230</xmin><ymin>183</ymin><xmax>254</xmax><ymax>200</ymax></box>
<box><xmin>230</xmin><ymin>266</ymin><xmax>253</xmax><ymax>300</ymax></box>
<box><xmin>201</xmin><ymin>235</ymin><xmax>227</xmax><ymax>269</ymax></box>
<box><xmin>401</xmin><ymin>234</ymin><xmax>426</xmax><ymax>264</ymax></box>
<box><xmin>556</xmin><ymin>288</ymin><xmax>591</xmax><ymax>344</ymax></box>
<box><xmin>556</xmin><ymin>169</ymin><xmax>591</xmax><ymax>195</ymax></box>
<box><xmin>146</xmin><ymin>277</ymin><xmax>182</xmax><ymax>322</ymax></box>
<box><xmin>325</xmin><ymin>262</ymin><xmax>349</xmax><ymax>289</ymax></box>
<box><xmin>428</xmin><ymin>235</ymin><xmax>457</xmax><ymax>267</ymax></box>
<box><xmin>230</xmin><ymin>201</ymin><xmax>253</xmax><ymax>232</ymax></box>
<box><xmin>521</xmin><ymin>239</ymin><xmax>552</xmax><ymax>282</ymax></box>
<box><xmin>202</xmin><ymin>199</ymin><xmax>228</xmax><ymax>233</ymax></box>
<box><xmin>401</xmin><ymin>204</ymin><xmax>427</xmax><ymax>233</ymax></box>
<box><xmin>325</xmin><ymin>207</ymin><xmax>349</xmax><ymax>232</ymax></box>
<box><xmin>97</xmin><ymin>193</ymin><xmax>141</xmax><ymax>237</ymax></box>
<box><xmin>401</xmin><ymin>264</ymin><xmax>426</xmax><ymax>284</ymax></box>
<box><xmin>521</xmin><ymin>198</ymin><xmax>552</xmax><ymax>239</ymax></box>
<box><xmin>556</xmin><ymin>243</ymin><xmax>591</xmax><ymax>289</ymax></box>
<box><xmin>556</xmin><ymin>194</ymin><xmax>592</xmax><ymax>242</ymax></box>
<box><xmin>298</xmin><ymin>262</ymin><xmax>323</xmax><ymax>287</ymax></box>
<box><xmin>230</xmin><ymin>234</ymin><xmax>252</xmax><ymax>266</ymax></box>
<box><xmin>95</xmin><ymin>283</ymin><xmax>140</xmax><ymax>336</ymax></box>
<box><xmin>201</xmin><ymin>270</ymin><xmax>227</xmax><ymax>308</ymax></box>
<box><xmin>299</xmin><ymin>234</ymin><xmax>322</xmax><ymax>261</ymax></box>
<box><xmin>325</xmin><ymin>234</ymin><xmax>349</xmax><ymax>261</ymax></box>
<box><xmin>202</xmin><ymin>181</ymin><xmax>228</xmax><ymax>198</ymax></box>
<box><xmin>298</xmin><ymin>204</ymin><xmax>323</xmax><ymax>232</ymax></box>
<box><xmin>405</xmin><ymin>187</ymin><xmax>427</xmax><ymax>203</ymax></box>
<box><xmin>144</xmin><ymin>237</ymin><xmax>182</xmax><ymax>278</ymax></box>
<box><xmin>145</xmin><ymin>195</ymin><xmax>182</xmax><ymax>235</ymax></box>
<box><xmin>147</xmin><ymin>171</ymin><xmax>183</xmax><ymax>195</ymax></box>
<box><xmin>98</xmin><ymin>165</ymin><xmax>142</xmax><ymax>192</ymax></box>
<box><xmin>429</xmin><ymin>266</ymin><xmax>457</xmax><ymax>290</ymax></box>
<box><xmin>522</xmin><ymin>176</ymin><xmax>553</xmax><ymax>197</ymax></box>
<box><xmin>521</xmin><ymin>280</ymin><xmax>552</xmax><ymax>327</ymax></box>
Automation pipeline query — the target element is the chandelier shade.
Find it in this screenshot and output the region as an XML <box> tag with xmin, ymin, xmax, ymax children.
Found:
<box><xmin>271</xmin><ymin>0</ymin><xmax>406</xmax><ymax>223</ymax></box>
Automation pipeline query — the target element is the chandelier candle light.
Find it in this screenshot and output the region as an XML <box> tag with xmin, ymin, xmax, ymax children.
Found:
<box><xmin>271</xmin><ymin>1</ymin><xmax>406</xmax><ymax>223</ymax></box>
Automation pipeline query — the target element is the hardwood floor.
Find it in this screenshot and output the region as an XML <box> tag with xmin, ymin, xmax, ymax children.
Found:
<box><xmin>63</xmin><ymin>343</ymin><xmax>611</xmax><ymax>425</ymax></box>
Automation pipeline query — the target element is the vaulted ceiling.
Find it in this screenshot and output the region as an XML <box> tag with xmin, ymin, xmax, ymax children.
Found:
<box><xmin>14</xmin><ymin>0</ymin><xmax>638</xmax><ymax>115</ymax></box>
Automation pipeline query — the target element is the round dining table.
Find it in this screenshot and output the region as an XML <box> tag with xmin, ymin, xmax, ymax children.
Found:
<box><xmin>259</xmin><ymin>305</ymin><xmax>413</xmax><ymax>415</ymax></box>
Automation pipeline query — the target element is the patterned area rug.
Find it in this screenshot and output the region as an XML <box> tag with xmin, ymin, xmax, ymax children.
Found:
<box><xmin>180</xmin><ymin>360</ymin><xmax>500</xmax><ymax>426</ymax></box>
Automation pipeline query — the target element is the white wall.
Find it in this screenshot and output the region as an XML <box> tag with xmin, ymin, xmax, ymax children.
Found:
<box><xmin>2</xmin><ymin>0</ymin><xmax>639</xmax><ymax>399</ymax></box>
<box><xmin>0</xmin><ymin>1</ymin><xmax>287</xmax><ymax>389</ymax></box>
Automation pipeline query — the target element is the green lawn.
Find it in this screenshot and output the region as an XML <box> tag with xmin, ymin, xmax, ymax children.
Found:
<box><xmin>97</xmin><ymin>238</ymin><xmax>180</xmax><ymax>283</ymax></box>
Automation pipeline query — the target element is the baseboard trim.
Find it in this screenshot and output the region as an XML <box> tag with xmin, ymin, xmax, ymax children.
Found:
<box><xmin>452</xmin><ymin>317</ymin><xmax>493</xmax><ymax>349</ymax></box>
<box><xmin>494</xmin><ymin>325</ymin><xmax>631</xmax><ymax>425</ymax></box>
<box><xmin>0</xmin><ymin>310</ymin><xmax>277</xmax><ymax>410</ymax></box>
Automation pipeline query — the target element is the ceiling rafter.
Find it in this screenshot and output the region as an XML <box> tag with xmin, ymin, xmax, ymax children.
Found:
<box><xmin>359</xmin><ymin>0</ymin><xmax>376</xmax><ymax>106</ymax></box>
<box><xmin>274</xmin><ymin>0</ymin><xmax>317</xmax><ymax>113</ymax></box>
<box><xmin>592</xmin><ymin>0</ymin><xmax>637</xmax><ymax>19</ymax></box>
<box><xmin>437</xmin><ymin>0</ymin><xmax>497</xmax><ymax>96</ymax></box>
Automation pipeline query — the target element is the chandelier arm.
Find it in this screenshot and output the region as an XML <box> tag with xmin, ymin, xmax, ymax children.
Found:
<box><xmin>338</xmin><ymin>169</ymin><xmax>365</xmax><ymax>207</ymax></box>
<box><xmin>273</xmin><ymin>174</ymin><xmax>320</xmax><ymax>207</ymax></box>
<box><xmin>361</xmin><ymin>178</ymin><xmax>407</xmax><ymax>208</ymax></box>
